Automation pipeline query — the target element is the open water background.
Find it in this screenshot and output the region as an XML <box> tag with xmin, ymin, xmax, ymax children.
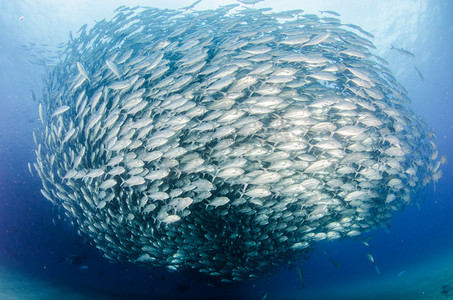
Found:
<box><xmin>0</xmin><ymin>1</ymin><xmax>452</xmax><ymax>299</ymax></box>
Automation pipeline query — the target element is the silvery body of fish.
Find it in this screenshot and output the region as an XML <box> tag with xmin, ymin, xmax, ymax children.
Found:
<box><xmin>33</xmin><ymin>4</ymin><xmax>444</xmax><ymax>282</ymax></box>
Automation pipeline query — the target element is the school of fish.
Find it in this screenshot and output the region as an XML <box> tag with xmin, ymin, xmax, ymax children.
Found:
<box><xmin>32</xmin><ymin>4</ymin><xmax>445</xmax><ymax>282</ymax></box>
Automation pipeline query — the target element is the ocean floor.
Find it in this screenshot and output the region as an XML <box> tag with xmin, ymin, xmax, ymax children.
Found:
<box><xmin>0</xmin><ymin>265</ymin><xmax>112</xmax><ymax>300</ymax></box>
<box><xmin>1</xmin><ymin>248</ymin><xmax>453</xmax><ymax>300</ymax></box>
<box><xmin>280</xmin><ymin>247</ymin><xmax>453</xmax><ymax>300</ymax></box>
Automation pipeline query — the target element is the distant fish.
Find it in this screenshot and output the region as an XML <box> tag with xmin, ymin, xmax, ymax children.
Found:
<box><xmin>30</xmin><ymin>89</ymin><xmax>36</xmax><ymax>102</ymax></box>
<box><xmin>77</xmin><ymin>24</ymin><xmax>88</xmax><ymax>34</ymax></box>
<box><xmin>319</xmin><ymin>10</ymin><xmax>341</xmax><ymax>17</ymax></box>
<box><xmin>374</xmin><ymin>264</ymin><xmax>381</xmax><ymax>275</ymax></box>
<box><xmin>59</xmin><ymin>253</ymin><xmax>89</xmax><ymax>265</ymax></box>
<box><xmin>397</xmin><ymin>270</ymin><xmax>406</xmax><ymax>277</ymax></box>
<box><xmin>414</xmin><ymin>66</ymin><xmax>424</xmax><ymax>81</ymax></box>
<box><xmin>181</xmin><ymin>0</ymin><xmax>202</xmax><ymax>10</ymax></box>
<box><xmin>28</xmin><ymin>162</ymin><xmax>33</xmax><ymax>176</ymax></box>
<box><xmin>322</xmin><ymin>249</ymin><xmax>341</xmax><ymax>268</ymax></box>
<box><xmin>390</xmin><ymin>44</ymin><xmax>415</xmax><ymax>57</ymax></box>
<box><xmin>296</xmin><ymin>265</ymin><xmax>304</xmax><ymax>287</ymax></box>
<box><xmin>366</xmin><ymin>252</ymin><xmax>381</xmax><ymax>274</ymax></box>
<box><xmin>237</xmin><ymin>0</ymin><xmax>264</xmax><ymax>4</ymax></box>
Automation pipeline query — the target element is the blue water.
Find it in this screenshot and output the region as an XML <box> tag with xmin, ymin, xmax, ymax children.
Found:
<box><xmin>1</xmin><ymin>1</ymin><xmax>452</xmax><ymax>299</ymax></box>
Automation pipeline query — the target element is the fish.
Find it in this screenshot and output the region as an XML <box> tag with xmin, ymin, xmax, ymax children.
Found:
<box><xmin>414</xmin><ymin>66</ymin><xmax>424</xmax><ymax>82</ymax></box>
<box><xmin>217</xmin><ymin>167</ymin><xmax>244</xmax><ymax>179</ymax></box>
<box><xmin>123</xmin><ymin>176</ymin><xmax>145</xmax><ymax>187</ymax></box>
<box><xmin>28</xmin><ymin>162</ymin><xmax>34</xmax><ymax>176</ymax></box>
<box><xmin>162</xmin><ymin>214</ymin><xmax>181</xmax><ymax>224</ymax></box>
<box><xmin>335</xmin><ymin>125</ymin><xmax>366</xmax><ymax>136</ymax></box>
<box><xmin>304</xmin><ymin>32</ymin><xmax>331</xmax><ymax>47</ymax></box>
<box><xmin>51</xmin><ymin>105</ymin><xmax>70</xmax><ymax>118</ymax></box>
<box><xmin>390</xmin><ymin>44</ymin><xmax>415</xmax><ymax>57</ymax></box>
<box><xmin>59</xmin><ymin>253</ymin><xmax>89</xmax><ymax>265</ymax></box>
<box><xmin>85</xmin><ymin>168</ymin><xmax>105</xmax><ymax>178</ymax></box>
<box><xmin>366</xmin><ymin>252</ymin><xmax>375</xmax><ymax>264</ymax></box>
<box><xmin>322</xmin><ymin>249</ymin><xmax>341</xmax><ymax>268</ymax></box>
<box><xmin>374</xmin><ymin>264</ymin><xmax>381</xmax><ymax>275</ymax></box>
<box><xmin>76</xmin><ymin>62</ymin><xmax>90</xmax><ymax>81</ymax></box>
<box><xmin>320</xmin><ymin>10</ymin><xmax>341</xmax><ymax>17</ymax></box>
<box><xmin>31</xmin><ymin>89</ymin><xmax>37</xmax><ymax>102</ymax></box>
<box><xmin>181</xmin><ymin>0</ymin><xmax>202</xmax><ymax>10</ymax></box>
<box><xmin>209</xmin><ymin>197</ymin><xmax>230</xmax><ymax>207</ymax></box>
<box><xmin>99</xmin><ymin>179</ymin><xmax>117</xmax><ymax>190</ymax></box>
<box><xmin>296</xmin><ymin>265</ymin><xmax>304</xmax><ymax>287</ymax></box>
<box><xmin>237</xmin><ymin>0</ymin><xmax>264</xmax><ymax>5</ymax></box>
<box><xmin>38</xmin><ymin>102</ymin><xmax>44</xmax><ymax>124</ymax></box>
<box><xmin>32</xmin><ymin>4</ymin><xmax>443</xmax><ymax>283</ymax></box>
<box><xmin>106</xmin><ymin>60</ymin><xmax>121</xmax><ymax>78</ymax></box>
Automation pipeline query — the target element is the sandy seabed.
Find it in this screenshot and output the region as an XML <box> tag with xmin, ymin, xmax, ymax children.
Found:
<box><xmin>0</xmin><ymin>266</ymin><xmax>112</xmax><ymax>300</ymax></box>
<box><xmin>282</xmin><ymin>248</ymin><xmax>453</xmax><ymax>300</ymax></box>
<box><xmin>1</xmin><ymin>248</ymin><xmax>453</xmax><ymax>300</ymax></box>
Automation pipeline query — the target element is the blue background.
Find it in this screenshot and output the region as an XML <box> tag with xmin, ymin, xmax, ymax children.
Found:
<box><xmin>0</xmin><ymin>1</ymin><xmax>452</xmax><ymax>299</ymax></box>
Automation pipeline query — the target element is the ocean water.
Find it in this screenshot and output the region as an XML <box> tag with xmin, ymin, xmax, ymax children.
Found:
<box><xmin>0</xmin><ymin>1</ymin><xmax>452</xmax><ymax>299</ymax></box>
